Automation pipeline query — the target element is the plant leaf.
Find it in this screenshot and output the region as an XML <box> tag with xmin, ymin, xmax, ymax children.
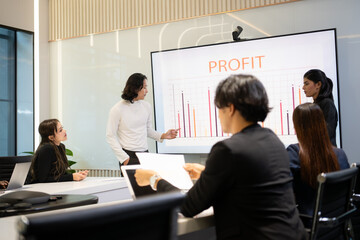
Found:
<box><xmin>65</xmin><ymin>149</ymin><xmax>73</xmax><ymax>157</ymax></box>
<box><xmin>22</xmin><ymin>151</ymin><xmax>34</xmax><ymax>155</ymax></box>
<box><xmin>68</xmin><ymin>160</ymin><xmax>76</xmax><ymax>167</ymax></box>
<box><xmin>66</xmin><ymin>169</ymin><xmax>76</xmax><ymax>174</ymax></box>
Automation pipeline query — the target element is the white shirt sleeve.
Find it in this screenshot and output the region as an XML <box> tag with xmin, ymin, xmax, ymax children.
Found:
<box><xmin>106</xmin><ymin>105</ymin><xmax>129</xmax><ymax>163</ymax></box>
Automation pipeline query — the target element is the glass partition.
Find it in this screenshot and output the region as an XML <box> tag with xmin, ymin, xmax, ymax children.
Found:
<box><xmin>0</xmin><ymin>25</ymin><xmax>34</xmax><ymax>156</ymax></box>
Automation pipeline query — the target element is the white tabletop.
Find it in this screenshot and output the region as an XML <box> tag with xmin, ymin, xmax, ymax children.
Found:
<box><xmin>20</xmin><ymin>177</ymin><xmax>125</xmax><ymax>193</ymax></box>
<box><xmin>0</xmin><ymin>177</ymin><xmax>214</xmax><ymax>239</ymax></box>
<box><xmin>1</xmin><ymin>177</ymin><xmax>132</xmax><ymax>203</ymax></box>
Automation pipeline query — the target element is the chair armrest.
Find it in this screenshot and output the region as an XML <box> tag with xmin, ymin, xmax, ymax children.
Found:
<box><xmin>353</xmin><ymin>197</ymin><xmax>360</xmax><ymax>208</ymax></box>
<box><xmin>299</xmin><ymin>213</ymin><xmax>312</xmax><ymax>220</ymax></box>
<box><xmin>353</xmin><ymin>194</ymin><xmax>360</xmax><ymax>203</ymax></box>
<box><xmin>318</xmin><ymin>207</ymin><xmax>357</xmax><ymax>227</ymax></box>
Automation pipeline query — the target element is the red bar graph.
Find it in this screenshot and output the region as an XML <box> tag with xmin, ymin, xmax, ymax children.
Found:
<box><xmin>181</xmin><ymin>92</ymin><xmax>186</xmax><ymax>137</ymax></box>
<box><xmin>187</xmin><ymin>103</ymin><xmax>191</xmax><ymax>137</ymax></box>
<box><xmin>171</xmin><ymin>79</ymin><xmax>311</xmax><ymax>139</ymax></box>
<box><xmin>193</xmin><ymin>108</ymin><xmax>196</xmax><ymax>137</ymax></box>
<box><xmin>164</xmin><ymin>69</ymin><xmax>316</xmax><ymax>148</ymax></box>
<box><xmin>208</xmin><ymin>89</ymin><xmax>213</xmax><ymax>137</ymax></box>
<box><xmin>214</xmin><ymin>105</ymin><xmax>218</xmax><ymax>137</ymax></box>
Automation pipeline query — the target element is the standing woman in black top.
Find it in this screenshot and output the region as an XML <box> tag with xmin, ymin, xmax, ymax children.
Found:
<box><xmin>303</xmin><ymin>69</ymin><xmax>338</xmax><ymax>146</ymax></box>
<box><xmin>30</xmin><ymin>119</ymin><xmax>88</xmax><ymax>183</ymax></box>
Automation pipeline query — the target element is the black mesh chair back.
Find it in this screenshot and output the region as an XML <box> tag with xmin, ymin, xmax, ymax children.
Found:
<box><xmin>353</xmin><ymin>163</ymin><xmax>360</xmax><ymax>194</ymax></box>
<box><xmin>0</xmin><ymin>155</ymin><xmax>32</xmax><ymax>182</ymax></box>
<box><xmin>351</xmin><ymin>163</ymin><xmax>360</xmax><ymax>240</ymax></box>
<box><xmin>17</xmin><ymin>192</ymin><xmax>185</xmax><ymax>240</ymax></box>
<box><xmin>310</xmin><ymin>167</ymin><xmax>358</xmax><ymax>240</ymax></box>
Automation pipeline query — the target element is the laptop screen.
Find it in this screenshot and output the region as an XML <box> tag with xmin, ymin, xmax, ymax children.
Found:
<box><xmin>121</xmin><ymin>165</ymin><xmax>157</xmax><ymax>199</ymax></box>
<box><xmin>7</xmin><ymin>162</ymin><xmax>31</xmax><ymax>190</ymax></box>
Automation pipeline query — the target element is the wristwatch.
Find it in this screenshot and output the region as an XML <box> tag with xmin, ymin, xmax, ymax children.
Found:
<box><xmin>150</xmin><ymin>174</ymin><xmax>161</xmax><ymax>191</ymax></box>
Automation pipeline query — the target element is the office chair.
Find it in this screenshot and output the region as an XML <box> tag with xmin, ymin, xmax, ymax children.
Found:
<box><xmin>17</xmin><ymin>192</ymin><xmax>185</xmax><ymax>240</ymax></box>
<box><xmin>0</xmin><ymin>155</ymin><xmax>32</xmax><ymax>182</ymax></box>
<box><xmin>351</xmin><ymin>163</ymin><xmax>360</xmax><ymax>240</ymax></box>
<box><xmin>300</xmin><ymin>167</ymin><xmax>358</xmax><ymax>240</ymax></box>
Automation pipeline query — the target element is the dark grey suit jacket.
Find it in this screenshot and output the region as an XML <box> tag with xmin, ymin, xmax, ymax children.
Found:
<box><xmin>158</xmin><ymin>124</ymin><xmax>306</xmax><ymax>240</ymax></box>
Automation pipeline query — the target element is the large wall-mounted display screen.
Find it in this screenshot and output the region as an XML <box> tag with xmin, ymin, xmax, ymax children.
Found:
<box><xmin>151</xmin><ymin>29</ymin><xmax>340</xmax><ymax>153</ymax></box>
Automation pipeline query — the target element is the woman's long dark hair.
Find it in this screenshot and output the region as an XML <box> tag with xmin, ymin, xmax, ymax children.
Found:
<box><xmin>293</xmin><ymin>103</ymin><xmax>339</xmax><ymax>188</ymax></box>
<box><xmin>121</xmin><ymin>73</ymin><xmax>147</xmax><ymax>103</ymax></box>
<box><xmin>304</xmin><ymin>69</ymin><xmax>334</xmax><ymax>101</ymax></box>
<box><xmin>31</xmin><ymin>119</ymin><xmax>69</xmax><ymax>181</ymax></box>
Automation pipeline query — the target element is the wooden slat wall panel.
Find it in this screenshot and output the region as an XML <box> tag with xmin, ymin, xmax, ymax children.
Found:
<box><xmin>49</xmin><ymin>0</ymin><xmax>300</xmax><ymax>41</ymax></box>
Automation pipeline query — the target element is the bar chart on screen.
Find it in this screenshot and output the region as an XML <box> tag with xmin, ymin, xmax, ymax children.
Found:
<box><xmin>167</xmin><ymin>76</ymin><xmax>224</xmax><ymax>139</ymax></box>
<box><xmin>255</xmin><ymin>70</ymin><xmax>312</xmax><ymax>144</ymax></box>
<box><xmin>161</xmin><ymin>68</ymin><xmax>312</xmax><ymax>148</ymax></box>
<box><xmin>162</xmin><ymin>74</ymin><xmax>229</xmax><ymax>149</ymax></box>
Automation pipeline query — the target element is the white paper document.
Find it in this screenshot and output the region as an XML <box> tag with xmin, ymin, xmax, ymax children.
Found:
<box><xmin>136</xmin><ymin>152</ymin><xmax>193</xmax><ymax>190</ymax></box>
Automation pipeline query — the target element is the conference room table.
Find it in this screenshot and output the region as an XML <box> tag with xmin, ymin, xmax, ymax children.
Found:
<box><xmin>0</xmin><ymin>177</ymin><xmax>214</xmax><ymax>240</ymax></box>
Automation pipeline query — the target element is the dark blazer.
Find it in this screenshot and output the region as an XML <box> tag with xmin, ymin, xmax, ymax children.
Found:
<box><xmin>315</xmin><ymin>97</ymin><xmax>338</xmax><ymax>146</ymax></box>
<box><xmin>158</xmin><ymin>124</ymin><xmax>306</xmax><ymax>240</ymax></box>
<box><xmin>287</xmin><ymin>143</ymin><xmax>349</xmax><ymax>217</ymax></box>
<box><xmin>31</xmin><ymin>143</ymin><xmax>73</xmax><ymax>183</ymax></box>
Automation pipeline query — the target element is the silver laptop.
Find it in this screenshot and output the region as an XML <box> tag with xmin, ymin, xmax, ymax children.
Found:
<box><xmin>121</xmin><ymin>165</ymin><xmax>157</xmax><ymax>199</ymax></box>
<box><xmin>6</xmin><ymin>162</ymin><xmax>31</xmax><ymax>190</ymax></box>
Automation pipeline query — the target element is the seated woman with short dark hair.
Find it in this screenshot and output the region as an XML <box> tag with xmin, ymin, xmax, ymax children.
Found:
<box><xmin>287</xmin><ymin>103</ymin><xmax>349</xmax><ymax>219</ymax></box>
<box><xmin>135</xmin><ymin>74</ymin><xmax>306</xmax><ymax>240</ymax></box>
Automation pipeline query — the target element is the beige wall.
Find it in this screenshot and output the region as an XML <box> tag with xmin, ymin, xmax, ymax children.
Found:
<box><xmin>0</xmin><ymin>0</ymin><xmax>34</xmax><ymax>31</ymax></box>
<box><xmin>39</xmin><ymin>0</ymin><xmax>50</xmax><ymax>124</ymax></box>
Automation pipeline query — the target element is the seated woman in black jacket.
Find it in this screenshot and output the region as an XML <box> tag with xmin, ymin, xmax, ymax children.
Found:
<box><xmin>135</xmin><ymin>74</ymin><xmax>306</xmax><ymax>240</ymax></box>
<box><xmin>287</xmin><ymin>103</ymin><xmax>349</xmax><ymax>220</ymax></box>
<box><xmin>30</xmin><ymin>119</ymin><xmax>88</xmax><ymax>183</ymax></box>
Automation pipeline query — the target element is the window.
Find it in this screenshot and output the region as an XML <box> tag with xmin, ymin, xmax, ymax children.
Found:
<box><xmin>0</xmin><ymin>25</ymin><xmax>34</xmax><ymax>156</ymax></box>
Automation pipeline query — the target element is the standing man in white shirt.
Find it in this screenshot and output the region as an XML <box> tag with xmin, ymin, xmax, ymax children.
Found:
<box><xmin>106</xmin><ymin>73</ymin><xmax>179</xmax><ymax>168</ymax></box>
